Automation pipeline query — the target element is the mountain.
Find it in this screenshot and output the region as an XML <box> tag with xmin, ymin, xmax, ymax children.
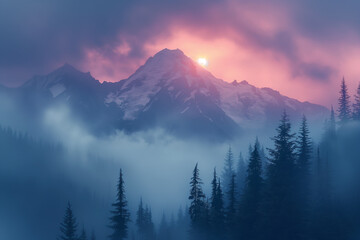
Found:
<box><xmin>1</xmin><ymin>49</ymin><xmax>328</xmax><ymax>141</ymax></box>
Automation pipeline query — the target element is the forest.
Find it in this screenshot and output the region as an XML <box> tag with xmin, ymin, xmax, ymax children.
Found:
<box><xmin>54</xmin><ymin>79</ymin><xmax>360</xmax><ymax>240</ymax></box>
<box><xmin>1</xmin><ymin>78</ymin><xmax>360</xmax><ymax>240</ymax></box>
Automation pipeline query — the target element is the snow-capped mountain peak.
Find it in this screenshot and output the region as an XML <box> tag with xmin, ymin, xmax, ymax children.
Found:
<box><xmin>16</xmin><ymin>48</ymin><xmax>328</xmax><ymax>140</ymax></box>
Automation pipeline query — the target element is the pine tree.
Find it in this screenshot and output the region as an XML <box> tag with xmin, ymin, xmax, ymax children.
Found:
<box><xmin>295</xmin><ymin>115</ymin><xmax>312</xmax><ymax>239</ymax></box>
<box><xmin>256</xmin><ymin>138</ymin><xmax>268</xmax><ymax>177</ymax></box>
<box><xmin>158</xmin><ymin>213</ymin><xmax>171</xmax><ymax>240</ymax></box>
<box><xmin>59</xmin><ymin>202</ymin><xmax>78</xmax><ymax>240</ymax></box>
<box><xmin>210</xmin><ymin>169</ymin><xmax>218</xmax><ymax>212</ymax></box>
<box><xmin>236</xmin><ymin>152</ymin><xmax>247</xmax><ymax>194</ymax></box>
<box><xmin>175</xmin><ymin>206</ymin><xmax>190</xmax><ymax>240</ymax></box>
<box><xmin>226</xmin><ymin>174</ymin><xmax>237</xmax><ymax>239</ymax></box>
<box><xmin>338</xmin><ymin>77</ymin><xmax>351</xmax><ymax>125</ymax></box>
<box><xmin>145</xmin><ymin>206</ymin><xmax>156</xmax><ymax>240</ymax></box>
<box><xmin>188</xmin><ymin>163</ymin><xmax>207</xmax><ymax>239</ymax></box>
<box><xmin>353</xmin><ymin>82</ymin><xmax>360</xmax><ymax>120</ymax></box>
<box><xmin>261</xmin><ymin>112</ymin><xmax>298</xmax><ymax>239</ymax></box>
<box><xmin>136</xmin><ymin>199</ymin><xmax>156</xmax><ymax>240</ymax></box>
<box><xmin>79</xmin><ymin>226</ymin><xmax>87</xmax><ymax>240</ymax></box>
<box><xmin>222</xmin><ymin>146</ymin><xmax>235</xmax><ymax>195</ymax></box>
<box><xmin>329</xmin><ymin>106</ymin><xmax>336</xmax><ymax>135</ymax></box>
<box><xmin>136</xmin><ymin>199</ymin><xmax>145</xmax><ymax>239</ymax></box>
<box><xmin>109</xmin><ymin>169</ymin><xmax>131</xmax><ymax>240</ymax></box>
<box><xmin>90</xmin><ymin>230</ymin><xmax>96</xmax><ymax>240</ymax></box>
<box><xmin>297</xmin><ymin>116</ymin><xmax>312</xmax><ymax>178</ymax></box>
<box><xmin>210</xmin><ymin>169</ymin><xmax>226</xmax><ymax>239</ymax></box>
<box><xmin>239</xmin><ymin>141</ymin><xmax>263</xmax><ymax>240</ymax></box>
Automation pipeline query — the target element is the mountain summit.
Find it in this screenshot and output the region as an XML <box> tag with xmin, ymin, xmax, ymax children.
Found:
<box><xmin>12</xmin><ymin>48</ymin><xmax>328</xmax><ymax>140</ymax></box>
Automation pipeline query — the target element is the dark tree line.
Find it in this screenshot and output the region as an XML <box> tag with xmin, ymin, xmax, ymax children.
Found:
<box><xmin>57</xmin><ymin>78</ymin><xmax>360</xmax><ymax>239</ymax></box>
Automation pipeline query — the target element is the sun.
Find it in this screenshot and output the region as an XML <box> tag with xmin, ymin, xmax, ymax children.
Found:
<box><xmin>197</xmin><ymin>57</ymin><xmax>208</xmax><ymax>67</ymax></box>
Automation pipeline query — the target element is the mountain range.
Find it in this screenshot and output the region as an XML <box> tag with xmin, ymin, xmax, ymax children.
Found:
<box><xmin>0</xmin><ymin>49</ymin><xmax>328</xmax><ymax>141</ymax></box>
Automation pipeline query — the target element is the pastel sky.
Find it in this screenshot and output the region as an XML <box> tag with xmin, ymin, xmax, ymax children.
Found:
<box><xmin>2</xmin><ymin>0</ymin><xmax>360</xmax><ymax>105</ymax></box>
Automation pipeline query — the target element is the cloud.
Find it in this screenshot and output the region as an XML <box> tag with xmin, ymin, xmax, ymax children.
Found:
<box><xmin>2</xmin><ymin>0</ymin><xmax>360</xmax><ymax>105</ymax></box>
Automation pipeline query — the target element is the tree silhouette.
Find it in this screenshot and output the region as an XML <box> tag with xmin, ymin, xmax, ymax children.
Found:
<box><xmin>353</xmin><ymin>82</ymin><xmax>360</xmax><ymax>120</ymax></box>
<box><xmin>338</xmin><ymin>77</ymin><xmax>351</xmax><ymax>125</ymax></box>
<box><xmin>136</xmin><ymin>199</ymin><xmax>156</xmax><ymax>240</ymax></box>
<box><xmin>236</xmin><ymin>152</ymin><xmax>247</xmax><ymax>194</ymax></box>
<box><xmin>261</xmin><ymin>112</ymin><xmax>298</xmax><ymax>239</ymax></box>
<box><xmin>295</xmin><ymin>115</ymin><xmax>312</xmax><ymax>239</ymax></box>
<box><xmin>79</xmin><ymin>226</ymin><xmax>87</xmax><ymax>240</ymax></box>
<box><xmin>226</xmin><ymin>174</ymin><xmax>237</xmax><ymax>240</ymax></box>
<box><xmin>59</xmin><ymin>202</ymin><xmax>78</xmax><ymax>240</ymax></box>
<box><xmin>188</xmin><ymin>163</ymin><xmax>207</xmax><ymax>239</ymax></box>
<box><xmin>222</xmin><ymin>146</ymin><xmax>235</xmax><ymax>196</ymax></box>
<box><xmin>109</xmin><ymin>169</ymin><xmax>130</xmax><ymax>240</ymax></box>
<box><xmin>210</xmin><ymin>169</ymin><xmax>225</xmax><ymax>239</ymax></box>
<box><xmin>239</xmin><ymin>141</ymin><xmax>263</xmax><ymax>240</ymax></box>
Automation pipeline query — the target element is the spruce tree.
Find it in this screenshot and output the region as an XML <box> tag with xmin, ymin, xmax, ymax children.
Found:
<box><xmin>353</xmin><ymin>82</ymin><xmax>360</xmax><ymax>120</ymax></box>
<box><xmin>261</xmin><ymin>112</ymin><xmax>298</xmax><ymax>239</ymax></box>
<box><xmin>188</xmin><ymin>163</ymin><xmax>207</xmax><ymax>239</ymax></box>
<box><xmin>59</xmin><ymin>202</ymin><xmax>78</xmax><ymax>240</ymax></box>
<box><xmin>109</xmin><ymin>169</ymin><xmax>131</xmax><ymax>240</ymax></box>
<box><xmin>90</xmin><ymin>230</ymin><xmax>96</xmax><ymax>240</ymax></box>
<box><xmin>210</xmin><ymin>168</ymin><xmax>218</xmax><ymax>214</ymax></box>
<box><xmin>329</xmin><ymin>106</ymin><xmax>336</xmax><ymax>135</ymax></box>
<box><xmin>226</xmin><ymin>174</ymin><xmax>237</xmax><ymax>240</ymax></box>
<box><xmin>145</xmin><ymin>206</ymin><xmax>156</xmax><ymax>240</ymax></box>
<box><xmin>158</xmin><ymin>213</ymin><xmax>171</xmax><ymax>240</ymax></box>
<box><xmin>297</xmin><ymin>116</ymin><xmax>312</xmax><ymax>179</ymax></box>
<box><xmin>236</xmin><ymin>152</ymin><xmax>246</xmax><ymax>193</ymax></box>
<box><xmin>338</xmin><ymin>77</ymin><xmax>351</xmax><ymax>125</ymax></box>
<box><xmin>295</xmin><ymin>115</ymin><xmax>312</xmax><ymax>239</ymax></box>
<box><xmin>239</xmin><ymin>141</ymin><xmax>263</xmax><ymax>240</ymax></box>
<box><xmin>136</xmin><ymin>199</ymin><xmax>145</xmax><ymax>238</ymax></box>
<box><xmin>136</xmin><ymin>200</ymin><xmax>156</xmax><ymax>240</ymax></box>
<box><xmin>79</xmin><ymin>227</ymin><xmax>87</xmax><ymax>240</ymax></box>
<box><xmin>175</xmin><ymin>206</ymin><xmax>190</xmax><ymax>240</ymax></box>
<box><xmin>222</xmin><ymin>146</ymin><xmax>235</xmax><ymax>195</ymax></box>
<box><xmin>210</xmin><ymin>169</ymin><xmax>226</xmax><ymax>239</ymax></box>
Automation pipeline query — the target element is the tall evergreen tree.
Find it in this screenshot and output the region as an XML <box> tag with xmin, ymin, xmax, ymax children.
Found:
<box><xmin>295</xmin><ymin>115</ymin><xmax>312</xmax><ymax>239</ymax></box>
<box><xmin>226</xmin><ymin>174</ymin><xmax>237</xmax><ymax>240</ymax></box>
<box><xmin>353</xmin><ymin>82</ymin><xmax>360</xmax><ymax>120</ymax></box>
<box><xmin>144</xmin><ymin>206</ymin><xmax>156</xmax><ymax>240</ymax></box>
<box><xmin>261</xmin><ymin>112</ymin><xmax>298</xmax><ymax>239</ymax></box>
<box><xmin>338</xmin><ymin>77</ymin><xmax>351</xmax><ymax>125</ymax></box>
<box><xmin>59</xmin><ymin>202</ymin><xmax>78</xmax><ymax>240</ymax></box>
<box><xmin>136</xmin><ymin>199</ymin><xmax>145</xmax><ymax>238</ymax></box>
<box><xmin>188</xmin><ymin>163</ymin><xmax>207</xmax><ymax>239</ymax></box>
<box><xmin>297</xmin><ymin>116</ymin><xmax>312</xmax><ymax>179</ymax></box>
<box><xmin>174</xmin><ymin>206</ymin><xmax>190</xmax><ymax>240</ymax></box>
<box><xmin>256</xmin><ymin>138</ymin><xmax>268</xmax><ymax>177</ymax></box>
<box><xmin>239</xmin><ymin>141</ymin><xmax>263</xmax><ymax>240</ymax></box>
<box><xmin>158</xmin><ymin>213</ymin><xmax>171</xmax><ymax>240</ymax></box>
<box><xmin>222</xmin><ymin>146</ymin><xmax>235</xmax><ymax>195</ymax></box>
<box><xmin>210</xmin><ymin>169</ymin><xmax>226</xmax><ymax>239</ymax></box>
<box><xmin>236</xmin><ymin>152</ymin><xmax>247</xmax><ymax>194</ymax></box>
<box><xmin>136</xmin><ymin>199</ymin><xmax>156</xmax><ymax>240</ymax></box>
<box><xmin>79</xmin><ymin>226</ymin><xmax>87</xmax><ymax>240</ymax></box>
<box><xmin>109</xmin><ymin>169</ymin><xmax>131</xmax><ymax>240</ymax></box>
<box><xmin>90</xmin><ymin>230</ymin><xmax>96</xmax><ymax>240</ymax></box>
<box><xmin>329</xmin><ymin>106</ymin><xmax>336</xmax><ymax>135</ymax></box>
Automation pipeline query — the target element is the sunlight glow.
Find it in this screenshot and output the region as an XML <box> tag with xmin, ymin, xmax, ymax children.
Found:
<box><xmin>197</xmin><ymin>57</ymin><xmax>208</xmax><ymax>67</ymax></box>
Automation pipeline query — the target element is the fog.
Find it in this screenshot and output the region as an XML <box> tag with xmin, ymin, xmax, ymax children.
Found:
<box><xmin>0</xmin><ymin>94</ymin><xmax>346</xmax><ymax>240</ymax></box>
<box><xmin>0</xmin><ymin>101</ymin><xmax>254</xmax><ymax>239</ymax></box>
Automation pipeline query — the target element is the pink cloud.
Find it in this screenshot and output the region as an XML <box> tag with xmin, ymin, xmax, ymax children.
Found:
<box><xmin>76</xmin><ymin>0</ymin><xmax>360</xmax><ymax>107</ymax></box>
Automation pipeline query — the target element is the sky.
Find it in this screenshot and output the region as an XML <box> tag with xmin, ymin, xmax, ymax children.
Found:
<box><xmin>1</xmin><ymin>0</ymin><xmax>360</xmax><ymax>105</ymax></box>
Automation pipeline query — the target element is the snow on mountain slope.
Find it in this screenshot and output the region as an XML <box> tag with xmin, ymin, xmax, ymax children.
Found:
<box><xmin>105</xmin><ymin>48</ymin><xmax>219</xmax><ymax>120</ymax></box>
<box><xmin>14</xmin><ymin>48</ymin><xmax>328</xmax><ymax>140</ymax></box>
<box><xmin>105</xmin><ymin>48</ymin><xmax>328</xmax><ymax>129</ymax></box>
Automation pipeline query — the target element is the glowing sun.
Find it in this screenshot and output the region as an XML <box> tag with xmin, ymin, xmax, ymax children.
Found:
<box><xmin>197</xmin><ymin>57</ymin><xmax>208</xmax><ymax>67</ymax></box>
